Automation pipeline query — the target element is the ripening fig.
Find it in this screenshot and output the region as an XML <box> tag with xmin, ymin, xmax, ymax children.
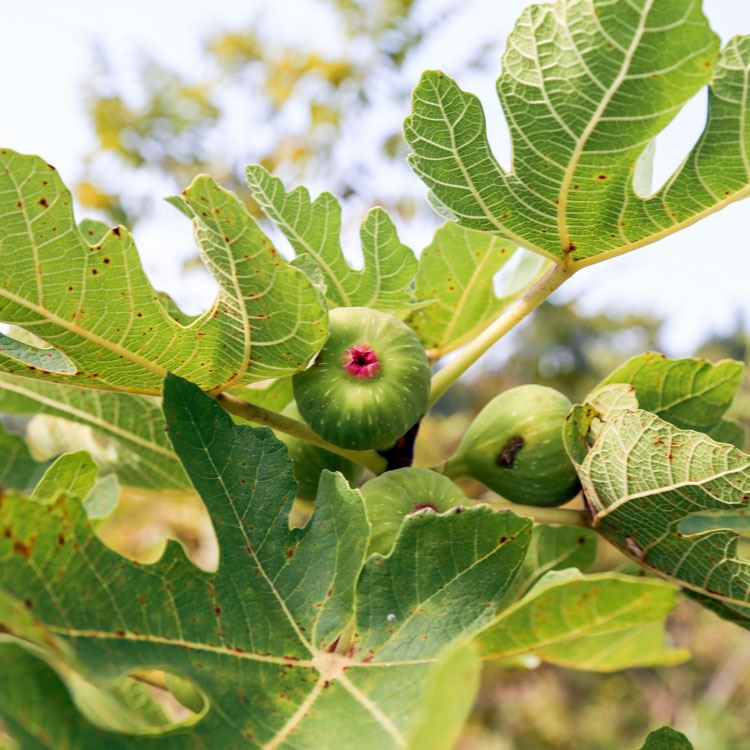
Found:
<box><xmin>280</xmin><ymin>404</ymin><xmax>363</xmax><ymax>501</ymax></box>
<box><xmin>360</xmin><ymin>468</ymin><xmax>468</xmax><ymax>555</ymax></box>
<box><xmin>293</xmin><ymin>307</ymin><xmax>430</xmax><ymax>451</ymax></box>
<box><xmin>444</xmin><ymin>384</ymin><xmax>580</xmax><ymax>507</ymax></box>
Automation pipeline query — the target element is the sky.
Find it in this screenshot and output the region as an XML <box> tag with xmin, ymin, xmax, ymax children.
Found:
<box><xmin>1</xmin><ymin>0</ymin><xmax>749</xmax><ymax>356</ymax></box>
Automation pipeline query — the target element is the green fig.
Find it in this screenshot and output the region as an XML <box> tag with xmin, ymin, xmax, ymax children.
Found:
<box><xmin>360</xmin><ymin>468</ymin><xmax>468</xmax><ymax>555</ymax></box>
<box><xmin>445</xmin><ymin>385</ymin><xmax>580</xmax><ymax>507</ymax></box>
<box><xmin>293</xmin><ymin>307</ymin><xmax>430</xmax><ymax>451</ymax></box>
<box><xmin>280</xmin><ymin>404</ymin><xmax>363</xmax><ymax>501</ymax></box>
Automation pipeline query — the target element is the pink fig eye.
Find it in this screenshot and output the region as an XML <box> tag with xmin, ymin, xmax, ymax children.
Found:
<box><xmin>412</xmin><ymin>502</ymin><xmax>437</xmax><ymax>513</ymax></box>
<box><xmin>343</xmin><ymin>344</ymin><xmax>380</xmax><ymax>379</ymax></box>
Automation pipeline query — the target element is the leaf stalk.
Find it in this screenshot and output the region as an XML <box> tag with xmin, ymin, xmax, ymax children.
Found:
<box><xmin>427</xmin><ymin>261</ymin><xmax>571</xmax><ymax>407</ymax></box>
<box><xmin>483</xmin><ymin>496</ymin><xmax>590</xmax><ymax>528</ymax></box>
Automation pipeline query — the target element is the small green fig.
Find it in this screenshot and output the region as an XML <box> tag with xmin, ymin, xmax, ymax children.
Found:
<box><xmin>293</xmin><ymin>307</ymin><xmax>430</xmax><ymax>451</ymax></box>
<box><xmin>280</xmin><ymin>404</ymin><xmax>363</xmax><ymax>501</ymax></box>
<box><xmin>445</xmin><ymin>385</ymin><xmax>580</xmax><ymax>507</ymax></box>
<box><xmin>360</xmin><ymin>468</ymin><xmax>468</xmax><ymax>555</ymax></box>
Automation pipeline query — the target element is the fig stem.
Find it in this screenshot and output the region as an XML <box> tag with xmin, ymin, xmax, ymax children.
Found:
<box><xmin>484</xmin><ymin>497</ymin><xmax>589</xmax><ymax>527</ymax></box>
<box><xmin>427</xmin><ymin>261</ymin><xmax>571</xmax><ymax>408</ymax></box>
<box><xmin>215</xmin><ymin>392</ymin><xmax>388</xmax><ymax>474</ymax></box>
<box><xmin>431</xmin><ymin>462</ymin><xmax>589</xmax><ymax>527</ymax></box>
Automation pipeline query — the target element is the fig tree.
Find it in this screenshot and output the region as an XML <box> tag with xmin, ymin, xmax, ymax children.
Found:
<box><xmin>444</xmin><ymin>384</ymin><xmax>580</xmax><ymax>507</ymax></box>
<box><xmin>360</xmin><ymin>467</ymin><xmax>468</xmax><ymax>555</ymax></box>
<box><xmin>293</xmin><ymin>306</ymin><xmax>430</xmax><ymax>450</ymax></box>
<box><xmin>280</xmin><ymin>404</ymin><xmax>363</xmax><ymax>501</ymax></box>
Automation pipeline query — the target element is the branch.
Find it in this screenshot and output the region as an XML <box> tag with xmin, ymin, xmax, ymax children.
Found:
<box><xmin>482</xmin><ymin>495</ymin><xmax>590</xmax><ymax>528</ymax></box>
<box><xmin>215</xmin><ymin>392</ymin><xmax>387</xmax><ymax>474</ymax></box>
<box><xmin>427</xmin><ymin>261</ymin><xmax>571</xmax><ymax>408</ymax></box>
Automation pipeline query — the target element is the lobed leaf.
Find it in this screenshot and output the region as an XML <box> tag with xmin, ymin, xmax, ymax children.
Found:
<box><xmin>476</xmin><ymin>569</ymin><xmax>686</xmax><ymax>671</ymax></box>
<box><xmin>0</xmin><ymin>150</ymin><xmax>327</xmax><ymax>395</ymax></box>
<box><xmin>405</xmin><ymin>1</ymin><xmax>749</xmax><ymax>266</ymax></box>
<box><xmin>578</xmin><ymin>409</ymin><xmax>750</xmax><ymax>624</ymax></box>
<box><xmin>598</xmin><ymin>352</ymin><xmax>745</xmax><ymax>433</ymax></box>
<box><xmin>245</xmin><ymin>165</ymin><xmax>418</xmax><ymax>312</ymax></box>
<box><xmin>406</xmin><ymin>223</ymin><xmax>518</xmax><ymax>358</ymax></box>
<box><xmin>0</xmin><ymin>375</ymin><xmax>533</xmax><ymax>748</ymax></box>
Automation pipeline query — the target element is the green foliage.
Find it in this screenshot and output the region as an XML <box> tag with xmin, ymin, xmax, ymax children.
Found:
<box><xmin>599</xmin><ymin>353</ymin><xmax>745</xmax><ymax>433</ymax></box>
<box><xmin>0</xmin><ymin>150</ymin><xmax>327</xmax><ymax>395</ymax></box>
<box><xmin>406</xmin><ymin>223</ymin><xmax>519</xmax><ymax>357</ymax></box>
<box><xmin>639</xmin><ymin>727</ymin><xmax>694</xmax><ymax>750</ymax></box>
<box><xmin>565</xmin><ymin>355</ymin><xmax>750</xmax><ymax>627</ymax></box>
<box><xmin>245</xmin><ymin>166</ymin><xmax>418</xmax><ymax>312</ymax></box>
<box><xmin>1</xmin><ymin>0</ymin><xmax>749</xmax><ymax>745</ymax></box>
<box><xmin>405</xmin><ymin>1</ymin><xmax>749</xmax><ymax>267</ymax></box>
<box><xmin>476</xmin><ymin>570</ymin><xmax>687</xmax><ymax>672</ymax></box>
<box><xmin>0</xmin><ymin>376</ymin><xmax>534</xmax><ymax>747</ymax></box>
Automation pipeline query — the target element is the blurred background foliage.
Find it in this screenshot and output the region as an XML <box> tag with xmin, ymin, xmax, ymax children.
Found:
<box><xmin>75</xmin><ymin>0</ymin><xmax>452</xmax><ymax>230</ymax></box>
<box><xmin>12</xmin><ymin>0</ymin><xmax>750</xmax><ymax>746</ymax></box>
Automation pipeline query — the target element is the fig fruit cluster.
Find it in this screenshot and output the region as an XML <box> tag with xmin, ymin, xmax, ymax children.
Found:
<box><xmin>289</xmin><ymin>306</ymin><xmax>579</xmax><ymax>522</ymax></box>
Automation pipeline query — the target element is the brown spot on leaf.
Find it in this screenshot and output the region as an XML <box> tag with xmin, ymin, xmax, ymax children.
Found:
<box><xmin>13</xmin><ymin>540</ymin><xmax>33</xmax><ymax>558</ymax></box>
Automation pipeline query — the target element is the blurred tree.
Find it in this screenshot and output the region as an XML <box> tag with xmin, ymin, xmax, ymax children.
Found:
<box><xmin>429</xmin><ymin>300</ymin><xmax>662</xmax><ymax>421</ymax></box>
<box><xmin>500</xmin><ymin>300</ymin><xmax>662</xmax><ymax>402</ymax></box>
<box><xmin>76</xmin><ymin>0</ymin><xmax>481</xmax><ymax>229</ymax></box>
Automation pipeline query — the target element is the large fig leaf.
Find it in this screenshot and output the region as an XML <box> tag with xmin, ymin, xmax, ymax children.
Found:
<box><xmin>406</xmin><ymin>223</ymin><xmax>518</xmax><ymax>358</ymax></box>
<box><xmin>579</xmin><ymin>409</ymin><xmax>750</xmax><ymax>624</ymax></box>
<box><xmin>0</xmin><ymin>375</ymin><xmax>533</xmax><ymax>749</ymax></box>
<box><xmin>245</xmin><ymin>165</ymin><xmax>417</xmax><ymax>311</ymax></box>
<box><xmin>0</xmin><ymin>150</ymin><xmax>327</xmax><ymax>395</ymax></box>
<box><xmin>405</xmin><ymin>2</ymin><xmax>749</xmax><ymax>266</ymax></box>
<box><xmin>0</xmin><ymin>373</ymin><xmax>188</xmax><ymax>490</ymax></box>
<box><xmin>476</xmin><ymin>570</ymin><xmax>686</xmax><ymax>672</ymax></box>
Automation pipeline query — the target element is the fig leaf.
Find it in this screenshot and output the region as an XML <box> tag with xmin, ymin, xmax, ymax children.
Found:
<box><xmin>0</xmin><ymin>375</ymin><xmax>533</xmax><ymax>748</ymax></box>
<box><xmin>0</xmin><ymin>152</ymin><xmax>328</xmax><ymax>394</ymax></box>
<box><xmin>405</xmin><ymin>3</ymin><xmax>749</xmax><ymax>267</ymax></box>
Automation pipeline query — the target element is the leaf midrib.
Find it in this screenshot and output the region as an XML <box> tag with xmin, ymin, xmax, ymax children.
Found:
<box><xmin>557</xmin><ymin>0</ymin><xmax>655</xmax><ymax>253</ymax></box>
